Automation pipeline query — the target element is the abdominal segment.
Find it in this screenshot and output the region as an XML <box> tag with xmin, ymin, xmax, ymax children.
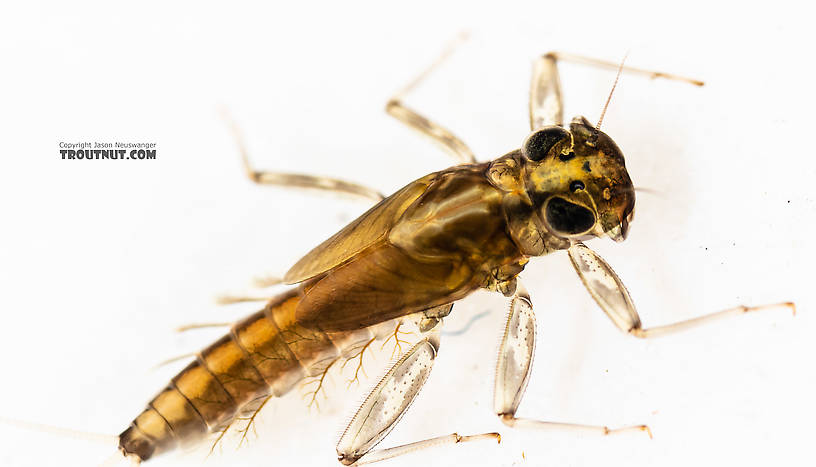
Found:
<box><xmin>118</xmin><ymin>286</ymin><xmax>400</xmax><ymax>462</ymax></box>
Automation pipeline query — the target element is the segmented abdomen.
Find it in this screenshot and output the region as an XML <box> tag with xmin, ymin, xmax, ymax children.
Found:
<box><xmin>118</xmin><ymin>286</ymin><xmax>397</xmax><ymax>462</ymax></box>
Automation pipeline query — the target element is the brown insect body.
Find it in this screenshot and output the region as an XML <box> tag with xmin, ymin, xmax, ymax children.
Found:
<box><xmin>119</xmin><ymin>286</ymin><xmax>403</xmax><ymax>461</ymax></box>
<box><xmin>292</xmin><ymin>117</ymin><xmax>634</xmax><ymax>332</ymax></box>
<box><xmin>118</xmin><ymin>115</ymin><xmax>636</xmax><ymax>462</ymax></box>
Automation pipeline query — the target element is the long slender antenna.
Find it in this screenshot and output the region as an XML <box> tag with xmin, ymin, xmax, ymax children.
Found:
<box><xmin>596</xmin><ymin>52</ymin><xmax>629</xmax><ymax>132</ymax></box>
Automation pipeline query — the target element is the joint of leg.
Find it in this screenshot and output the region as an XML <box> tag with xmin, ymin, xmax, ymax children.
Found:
<box><xmin>246</xmin><ymin>171</ymin><xmax>261</xmax><ymax>183</ymax></box>
<box><xmin>498</xmin><ymin>413</ymin><xmax>516</xmax><ymax>427</ymax></box>
<box><xmin>337</xmin><ymin>453</ymin><xmax>356</xmax><ymax>466</ymax></box>
<box><xmin>453</xmin><ymin>433</ymin><xmax>462</xmax><ymax>443</ymax></box>
<box><xmin>629</xmin><ymin>325</ymin><xmax>647</xmax><ymax>339</ymax></box>
<box><xmin>418</xmin><ymin>317</ymin><xmax>441</xmax><ymax>333</ymax></box>
<box><xmin>543</xmin><ymin>51</ymin><xmax>558</xmax><ymax>61</ymax></box>
<box><xmin>385</xmin><ymin>98</ymin><xmax>401</xmax><ymax>111</ymax></box>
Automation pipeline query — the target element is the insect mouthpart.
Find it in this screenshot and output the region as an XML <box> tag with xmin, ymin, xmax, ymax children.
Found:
<box><xmin>606</xmin><ymin>208</ymin><xmax>633</xmax><ymax>242</ymax></box>
<box><xmin>606</xmin><ymin>222</ymin><xmax>627</xmax><ymax>242</ymax></box>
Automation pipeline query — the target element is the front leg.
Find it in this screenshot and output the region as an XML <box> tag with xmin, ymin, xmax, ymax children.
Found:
<box><xmin>567</xmin><ymin>242</ymin><xmax>795</xmax><ymax>338</ymax></box>
<box><xmin>495</xmin><ymin>283</ymin><xmax>651</xmax><ymax>436</ymax></box>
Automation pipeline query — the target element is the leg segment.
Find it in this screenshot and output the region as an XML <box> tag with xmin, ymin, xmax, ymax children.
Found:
<box><xmin>529</xmin><ymin>54</ymin><xmax>564</xmax><ymax>130</ymax></box>
<box><xmin>351</xmin><ymin>432</ymin><xmax>500</xmax><ymax>466</ymax></box>
<box><xmin>494</xmin><ymin>283</ymin><xmax>651</xmax><ymax>437</ymax></box>
<box><xmin>336</xmin><ymin>323</ymin><xmax>497</xmax><ymax>465</ymax></box>
<box><xmin>547</xmin><ymin>51</ymin><xmax>705</xmax><ymax>87</ymax></box>
<box><xmin>336</xmin><ymin>332</ymin><xmax>440</xmax><ymax>464</ymax></box>
<box><xmin>220</xmin><ymin>107</ymin><xmax>385</xmax><ymax>202</ymax></box>
<box><xmin>529</xmin><ymin>51</ymin><xmax>706</xmax><ymax>131</ymax></box>
<box><xmin>567</xmin><ymin>242</ymin><xmax>795</xmax><ymax>338</ymax></box>
<box><xmin>386</xmin><ymin>33</ymin><xmax>476</xmax><ymax>164</ymax></box>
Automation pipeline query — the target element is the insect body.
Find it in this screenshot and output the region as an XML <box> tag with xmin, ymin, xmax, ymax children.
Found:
<box><xmin>286</xmin><ymin>120</ymin><xmax>633</xmax><ymax>333</ymax></box>
<box><xmin>118</xmin><ymin>286</ymin><xmax>407</xmax><ymax>460</ymax></box>
<box><xmin>116</xmin><ymin>47</ymin><xmax>792</xmax><ymax>465</ymax></box>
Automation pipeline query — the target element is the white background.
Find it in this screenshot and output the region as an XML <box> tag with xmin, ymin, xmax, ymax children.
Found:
<box><xmin>0</xmin><ymin>2</ymin><xmax>814</xmax><ymax>467</ymax></box>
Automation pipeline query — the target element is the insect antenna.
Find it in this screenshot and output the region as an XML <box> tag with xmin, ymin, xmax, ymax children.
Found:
<box><xmin>595</xmin><ymin>52</ymin><xmax>629</xmax><ymax>133</ymax></box>
<box><xmin>634</xmin><ymin>187</ymin><xmax>662</xmax><ymax>196</ymax></box>
<box><xmin>610</xmin><ymin>186</ymin><xmax>664</xmax><ymax>199</ymax></box>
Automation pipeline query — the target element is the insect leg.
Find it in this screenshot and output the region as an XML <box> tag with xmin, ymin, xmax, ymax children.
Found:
<box><xmin>529</xmin><ymin>54</ymin><xmax>564</xmax><ymax>129</ymax></box>
<box><xmin>545</xmin><ymin>51</ymin><xmax>705</xmax><ymax>87</ymax></box>
<box><xmin>336</xmin><ymin>325</ymin><xmax>498</xmax><ymax>465</ymax></box>
<box><xmin>220</xmin><ymin>106</ymin><xmax>385</xmax><ymax>202</ymax></box>
<box><xmin>531</xmin><ymin>51</ymin><xmax>705</xmax><ymax>132</ymax></box>
<box><xmin>494</xmin><ymin>283</ymin><xmax>651</xmax><ymax>436</ymax></box>
<box><xmin>568</xmin><ymin>242</ymin><xmax>795</xmax><ymax>338</ymax></box>
<box><xmin>349</xmin><ymin>432</ymin><xmax>500</xmax><ymax>466</ymax></box>
<box><xmin>386</xmin><ymin>33</ymin><xmax>476</xmax><ymax>164</ymax></box>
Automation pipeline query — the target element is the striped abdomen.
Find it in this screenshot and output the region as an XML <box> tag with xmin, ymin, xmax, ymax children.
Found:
<box><xmin>118</xmin><ymin>286</ymin><xmax>399</xmax><ymax>462</ymax></box>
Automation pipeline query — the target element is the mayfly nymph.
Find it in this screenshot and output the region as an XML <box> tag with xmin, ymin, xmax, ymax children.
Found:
<box><xmin>114</xmin><ymin>44</ymin><xmax>794</xmax><ymax>465</ymax></box>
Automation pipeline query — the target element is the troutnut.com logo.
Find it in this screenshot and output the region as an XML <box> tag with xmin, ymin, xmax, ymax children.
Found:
<box><xmin>59</xmin><ymin>142</ymin><xmax>157</xmax><ymax>160</ymax></box>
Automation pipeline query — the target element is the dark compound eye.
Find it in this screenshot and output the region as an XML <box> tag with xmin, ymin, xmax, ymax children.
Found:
<box><xmin>545</xmin><ymin>197</ymin><xmax>596</xmax><ymax>235</ymax></box>
<box><xmin>522</xmin><ymin>126</ymin><xmax>572</xmax><ymax>162</ymax></box>
<box><xmin>569</xmin><ymin>180</ymin><xmax>585</xmax><ymax>192</ymax></box>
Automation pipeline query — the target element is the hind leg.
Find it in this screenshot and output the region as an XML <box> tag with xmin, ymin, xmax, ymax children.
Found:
<box><xmin>385</xmin><ymin>33</ymin><xmax>476</xmax><ymax>164</ymax></box>
<box><xmin>220</xmin><ymin>107</ymin><xmax>385</xmax><ymax>202</ymax></box>
<box><xmin>220</xmin><ymin>34</ymin><xmax>479</xmax><ymax>204</ymax></box>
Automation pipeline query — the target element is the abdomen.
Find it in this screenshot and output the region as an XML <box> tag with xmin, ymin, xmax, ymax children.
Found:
<box><xmin>118</xmin><ymin>285</ymin><xmax>399</xmax><ymax>462</ymax></box>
